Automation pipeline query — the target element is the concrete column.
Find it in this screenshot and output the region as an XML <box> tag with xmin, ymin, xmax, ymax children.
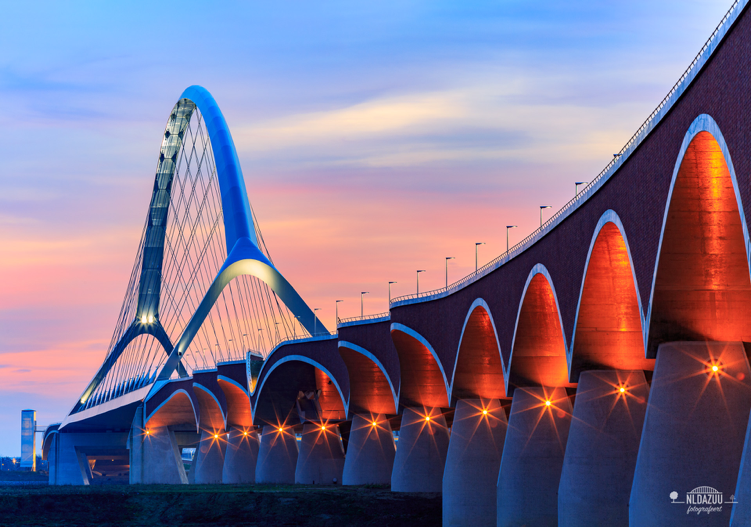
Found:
<box><xmin>630</xmin><ymin>341</ymin><xmax>751</xmax><ymax>527</ymax></box>
<box><xmin>497</xmin><ymin>386</ymin><xmax>572</xmax><ymax>527</ymax></box>
<box><xmin>342</xmin><ymin>414</ymin><xmax>396</xmax><ymax>486</ymax></box>
<box><xmin>732</xmin><ymin>408</ymin><xmax>751</xmax><ymax>526</ymax></box>
<box><xmin>391</xmin><ymin>407</ymin><xmax>450</xmax><ymax>492</ymax></box>
<box><xmin>192</xmin><ymin>429</ymin><xmax>227</xmax><ymax>484</ymax></box>
<box><xmin>255</xmin><ymin>425</ymin><xmax>299</xmax><ymax>484</ymax></box>
<box><xmin>129</xmin><ymin>426</ymin><xmax>188</xmax><ymax>484</ymax></box>
<box><xmin>223</xmin><ymin>427</ymin><xmax>260</xmax><ymax>484</ymax></box>
<box><xmin>295</xmin><ymin>423</ymin><xmax>346</xmax><ymax>485</ymax></box>
<box><xmin>443</xmin><ymin>399</ymin><xmax>507</xmax><ymax>527</ymax></box>
<box><xmin>559</xmin><ymin>370</ymin><xmax>648</xmax><ymax>527</ymax></box>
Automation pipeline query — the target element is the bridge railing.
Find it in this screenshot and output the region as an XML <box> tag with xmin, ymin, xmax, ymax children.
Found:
<box><xmin>390</xmin><ymin>0</ymin><xmax>743</xmax><ymax>308</ymax></box>
<box><xmin>337</xmin><ymin>312</ymin><xmax>391</xmax><ymax>328</ymax></box>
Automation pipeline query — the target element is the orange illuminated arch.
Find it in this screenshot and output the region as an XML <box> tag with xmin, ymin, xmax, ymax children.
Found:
<box><xmin>390</xmin><ymin>323</ymin><xmax>449</xmax><ymax>408</ymax></box>
<box><xmin>507</xmin><ymin>264</ymin><xmax>571</xmax><ymax>393</ymax></box>
<box><xmin>570</xmin><ymin>213</ymin><xmax>651</xmax><ymax>380</ymax></box>
<box><xmin>193</xmin><ymin>383</ymin><xmax>227</xmax><ymax>432</ymax></box>
<box><xmin>450</xmin><ymin>299</ymin><xmax>506</xmax><ymax>403</ymax></box>
<box><xmin>338</xmin><ymin>341</ymin><xmax>398</xmax><ymax>416</ymax></box>
<box><xmin>217</xmin><ymin>376</ymin><xmax>253</xmax><ymax>428</ymax></box>
<box><xmin>144</xmin><ymin>388</ymin><xmax>198</xmax><ymax>432</ymax></box>
<box><xmin>648</xmin><ymin>118</ymin><xmax>751</xmax><ymax>356</ymax></box>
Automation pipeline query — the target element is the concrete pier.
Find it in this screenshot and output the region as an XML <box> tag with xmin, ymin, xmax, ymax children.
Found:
<box><xmin>558</xmin><ymin>370</ymin><xmax>648</xmax><ymax>527</ymax></box>
<box><xmin>295</xmin><ymin>423</ymin><xmax>346</xmax><ymax>485</ymax></box>
<box><xmin>255</xmin><ymin>425</ymin><xmax>299</xmax><ymax>484</ymax></box>
<box><xmin>497</xmin><ymin>386</ymin><xmax>572</xmax><ymax>527</ymax></box>
<box><xmin>192</xmin><ymin>429</ymin><xmax>227</xmax><ymax>484</ymax></box>
<box><xmin>48</xmin><ymin>430</ymin><xmax>130</xmax><ymax>485</ymax></box>
<box><xmin>443</xmin><ymin>399</ymin><xmax>507</xmax><ymax>527</ymax></box>
<box><xmin>391</xmin><ymin>407</ymin><xmax>450</xmax><ymax>493</ymax></box>
<box><xmin>222</xmin><ymin>427</ymin><xmax>259</xmax><ymax>484</ymax></box>
<box><xmin>342</xmin><ymin>414</ymin><xmax>396</xmax><ymax>486</ymax></box>
<box><xmin>630</xmin><ymin>342</ymin><xmax>751</xmax><ymax>527</ymax></box>
<box><xmin>130</xmin><ymin>425</ymin><xmax>188</xmax><ymax>484</ymax></box>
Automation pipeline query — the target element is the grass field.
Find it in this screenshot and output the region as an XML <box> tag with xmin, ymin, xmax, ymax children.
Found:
<box><xmin>0</xmin><ymin>483</ymin><xmax>442</xmax><ymax>526</ymax></box>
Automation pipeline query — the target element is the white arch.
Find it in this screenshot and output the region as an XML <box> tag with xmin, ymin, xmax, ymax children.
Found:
<box><xmin>338</xmin><ymin>340</ymin><xmax>399</xmax><ymax>415</ymax></box>
<box><xmin>449</xmin><ymin>298</ymin><xmax>505</xmax><ymax>402</ymax></box>
<box><xmin>645</xmin><ymin>113</ymin><xmax>751</xmax><ymax>357</ymax></box>
<box><xmin>251</xmin><ymin>354</ymin><xmax>348</xmax><ymax>423</ymax></box>
<box><xmin>390</xmin><ymin>322</ymin><xmax>450</xmax><ymax>407</ymax></box>
<box><xmin>144</xmin><ymin>388</ymin><xmax>199</xmax><ymax>433</ymax></box>
<box><xmin>568</xmin><ymin>209</ymin><xmax>645</xmax><ymax>378</ymax></box>
<box><xmin>507</xmin><ymin>263</ymin><xmax>568</xmax><ymax>394</ymax></box>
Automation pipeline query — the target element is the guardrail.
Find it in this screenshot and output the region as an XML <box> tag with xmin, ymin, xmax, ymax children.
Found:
<box><xmin>390</xmin><ymin>0</ymin><xmax>743</xmax><ymax>308</ymax></box>
<box><xmin>337</xmin><ymin>312</ymin><xmax>391</xmax><ymax>328</ymax></box>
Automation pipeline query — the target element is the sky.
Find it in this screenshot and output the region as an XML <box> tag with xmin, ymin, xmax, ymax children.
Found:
<box><xmin>0</xmin><ymin>0</ymin><xmax>732</xmax><ymax>455</ymax></box>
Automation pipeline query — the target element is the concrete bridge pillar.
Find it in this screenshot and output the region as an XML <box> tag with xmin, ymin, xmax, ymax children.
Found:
<box><xmin>630</xmin><ymin>341</ymin><xmax>751</xmax><ymax>527</ymax></box>
<box><xmin>391</xmin><ymin>407</ymin><xmax>450</xmax><ymax>492</ymax></box>
<box><xmin>558</xmin><ymin>370</ymin><xmax>648</xmax><ymax>527</ymax></box>
<box><xmin>443</xmin><ymin>399</ymin><xmax>507</xmax><ymax>527</ymax></box>
<box><xmin>191</xmin><ymin>429</ymin><xmax>227</xmax><ymax>484</ymax></box>
<box><xmin>129</xmin><ymin>426</ymin><xmax>188</xmax><ymax>485</ymax></box>
<box><xmin>342</xmin><ymin>414</ymin><xmax>396</xmax><ymax>485</ymax></box>
<box><xmin>255</xmin><ymin>425</ymin><xmax>298</xmax><ymax>484</ymax></box>
<box><xmin>497</xmin><ymin>386</ymin><xmax>572</xmax><ymax>527</ymax></box>
<box><xmin>48</xmin><ymin>433</ymin><xmax>91</xmax><ymax>485</ymax></box>
<box><xmin>222</xmin><ymin>427</ymin><xmax>259</xmax><ymax>484</ymax></box>
<box><xmin>295</xmin><ymin>423</ymin><xmax>346</xmax><ymax>485</ymax></box>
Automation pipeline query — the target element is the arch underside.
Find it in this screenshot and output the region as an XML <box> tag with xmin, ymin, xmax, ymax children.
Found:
<box><xmin>649</xmin><ymin>131</ymin><xmax>751</xmax><ymax>354</ymax></box>
<box><xmin>452</xmin><ymin>305</ymin><xmax>505</xmax><ymax>401</ymax></box>
<box><xmin>253</xmin><ymin>361</ymin><xmax>346</xmax><ymax>426</ymax></box>
<box><xmin>509</xmin><ymin>273</ymin><xmax>571</xmax><ymax>391</ymax></box>
<box><xmin>390</xmin><ymin>327</ymin><xmax>448</xmax><ymax>408</ymax></box>
<box><xmin>217</xmin><ymin>378</ymin><xmax>252</xmax><ymax>428</ymax></box>
<box><xmin>338</xmin><ymin>345</ymin><xmax>397</xmax><ymax>415</ymax></box>
<box><xmin>193</xmin><ymin>384</ymin><xmax>226</xmax><ymax>431</ymax></box>
<box><xmin>145</xmin><ymin>390</ymin><xmax>197</xmax><ymax>431</ymax></box>
<box><xmin>571</xmin><ymin>222</ymin><xmax>651</xmax><ymax>380</ymax></box>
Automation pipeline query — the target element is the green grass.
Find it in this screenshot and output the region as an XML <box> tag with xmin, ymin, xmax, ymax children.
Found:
<box><xmin>0</xmin><ymin>484</ymin><xmax>442</xmax><ymax>526</ymax></box>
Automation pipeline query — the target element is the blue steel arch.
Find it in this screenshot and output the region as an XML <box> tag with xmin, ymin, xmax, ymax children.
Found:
<box><xmin>74</xmin><ymin>86</ymin><xmax>325</xmax><ymax>413</ymax></box>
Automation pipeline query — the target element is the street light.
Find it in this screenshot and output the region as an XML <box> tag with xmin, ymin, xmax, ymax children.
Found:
<box><xmin>388</xmin><ymin>281</ymin><xmax>397</xmax><ymax>303</ymax></box>
<box><xmin>540</xmin><ymin>205</ymin><xmax>552</xmax><ymax>227</ymax></box>
<box><xmin>575</xmin><ymin>181</ymin><xmax>588</xmax><ymax>196</ymax></box>
<box><xmin>506</xmin><ymin>225</ymin><xmax>517</xmax><ymax>253</ymax></box>
<box><xmin>360</xmin><ymin>292</ymin><xmax>369</xmax><ymax>318</ymax></box>
<box><xmin>335</xmin><ymin>300</ymin><xmax>344</xmax><ymax>324</ymax></box>
<box><xmin>445</xmin><ymin>257</ymin><xmax>455</xmax><ymax>288</ymax></box>
<box><xmin>257</xmin><ymin>328</ymin><xmax>263</xmax><ymax>350</ymax></box>
<box><xmin>416</xmin><ymin>270</ymin><xmax>426</xmax><ymax>295</ymax></box>
<box><xmin>475</xmin><ymin>242</ymin><xmax>485</xmax><ymax>272</ymax></box>
<box><xmin>313</xmin><ymin>308</ymin><xmax>321</xmax><ymax>336</ymax></box>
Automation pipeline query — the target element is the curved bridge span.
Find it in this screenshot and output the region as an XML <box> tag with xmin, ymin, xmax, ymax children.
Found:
<box><xmin>45</xmin><ymin>1</ymin><xmax>751</xmax><ymax>525</ymax></box>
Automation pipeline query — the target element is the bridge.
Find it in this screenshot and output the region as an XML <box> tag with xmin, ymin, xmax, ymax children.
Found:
<box><xmin>42</xmin><ymin>0</ymin><xmax>751</xmax><ymax>525</ymax></box>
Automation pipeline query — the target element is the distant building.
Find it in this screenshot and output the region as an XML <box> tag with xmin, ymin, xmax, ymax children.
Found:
<box><xmin>21</xmin><ymin>410</ymin><xmax>36</xmax><ymax>471</ymax></box>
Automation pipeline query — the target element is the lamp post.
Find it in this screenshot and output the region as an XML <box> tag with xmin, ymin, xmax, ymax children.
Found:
<box><xmin>506</xmin><ymin>225</ymin><xmax>517</xmax><ymax>253</ymax></box>
<box><xmin>575</xmin><ymin>181</ymin><xmax>587</xmax><ymax>196</ymax></box>
<box><xmin>388</xmin><ymin>281</ymin><xmax>397</xmax><ymax>303</ymax></box>
<box><xmin>416</xmin><ymin>270</ymin><xmax>426</xmax><ymax>295</ymax></box>
<box><xmin>313</xmin><ymin>308</ymin><xmax>321</xmax><ymax>336</ymax></box>
<box><xmin>335</xmin><ymin>300</ymin><xmax>343</xmax><ymax>324</ymax></box>
<box><xmin>360</xmin><ymin>292</ymin><xmax>369</xmax><ymax>318</ymax></box>
<box><xmin>257</xmin><ymin>328</ymin><xmax>263</xmax><ymax>350</ymax></box>
<box><xmin>540</xmin><ymin>205</ymin><xmax>552</xmax><ymax>227</ymax></box>
<box><xmin>475</xmin><ymin>242</ymin><xmax>485</xmax><ymax>272</ymax></box>
<box><xmin>445</xmin><ymin>257</ymin><xmax>455</xmax><ymax>288</ymax></box>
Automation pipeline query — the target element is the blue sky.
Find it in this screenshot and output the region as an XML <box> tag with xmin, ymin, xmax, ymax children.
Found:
<box><xmin>0</xmin><ymin>0</ymin><xmax>732</xmax><ymax>454</ymax></box>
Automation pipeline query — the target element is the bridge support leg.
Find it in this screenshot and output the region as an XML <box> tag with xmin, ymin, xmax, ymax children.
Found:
<box><xmin>391</xmin><ymin>407</ymin><xmax>450</xmax><ymax>492</ymax></box>
<box><xmin>295</xmin><ymin>423</ymin><xmax>345</xmax><ymax>485</ymax></box>
<box><xmin>192</xmin><ymin>429</ymin><xmax>227</xmax><ymax>484</ymax></box>
<box><xmin>443</xmin><ymin>399</ymin><xmax>507</xmax><ymax>527</ymax></box>
<box><xmin>222</xmin><ymin>427</ymin><xmax>259</xmax><ymax>484</ymax></box>
<box><xmin>129</xmin><ymin>427</ymin><xmax>188</xmax><ymax>485</ymax></box>
<box><xmin>255</xmin><ymin>425</ymin><xmax>298</xmax><ymax>484</ymax></box>
<box><xmin>558</xmin><ymin>370</ymin><xmax>648</xmax><ymax>527</ymax></box>
<box><xmin>497</xmin><ymin>386</ymin><xmax>572</xmax><ymax>527</ymax></box>
<box><xmin>342</xmin><ymin>414</ymin><xmax>395</xmax><ymax>485</ymax></box>
<box><xmin>630</xmin><ymin>341</ymin><xmax>751</xmax><ymax>527</ymax></box>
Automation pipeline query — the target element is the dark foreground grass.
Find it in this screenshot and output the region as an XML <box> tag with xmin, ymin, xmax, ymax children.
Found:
<box><xmin>0</xmin><ymin>483</ymin><xmax>441</xmax><ymax>526</ymax></box>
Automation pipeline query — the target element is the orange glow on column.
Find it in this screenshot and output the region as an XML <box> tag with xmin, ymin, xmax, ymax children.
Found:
<box><xmin>545</xmin><ymin>400</ymin><xmax>551</xmax><ymax>407</ymax></box>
